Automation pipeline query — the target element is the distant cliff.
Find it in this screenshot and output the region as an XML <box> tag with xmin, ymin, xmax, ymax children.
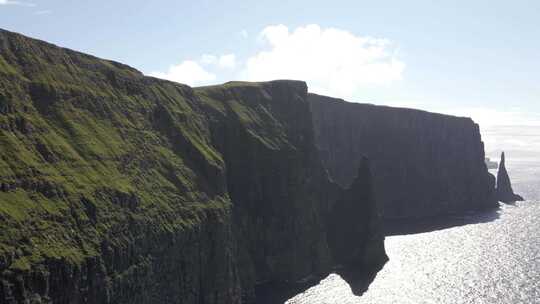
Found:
<box><xmin>309</xmin><ymin>93</ymin><xmax>498</xmax><ymax>219</ymax></box>
<box><xmin>0</xmin><ymin>29</ymin><xmax>386</xmax><ymax>304</ymax></box>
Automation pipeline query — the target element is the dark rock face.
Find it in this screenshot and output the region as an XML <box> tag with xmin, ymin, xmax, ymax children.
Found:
<box><xmin>309</xmin><ymin>93</ymin><xmax>498</xmax><ymax>219</ymax></box>
<box><xmin>0</xmin><ymin>29</ymin><xmax>386</xmax><ymax>304</ymax></box>
<box><xmin>328</xmin><ymin>157</ymin><xmax>386</xmax><ymax>270</ymax></box>
<box><xmin>328</xmin><ymin>157</ymin><xmax>387</xmax><ymax>295</ymax></box>
<box><xmin>496</xmin><ymin>152</ymin><xmax>524</xmax><ymax>203</ymax></box>
<box><xmin>197</xmin><ymin>81</ymin><xmax>387</xmax><ymax>302</ymax></box>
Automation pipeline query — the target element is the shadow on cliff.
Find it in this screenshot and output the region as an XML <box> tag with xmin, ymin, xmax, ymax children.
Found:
<box><xmin>254</xmin><ymin>206</ymin><xmax>502</xmax><ymax>303</ymax></box>
<box><xmin>254</xmin><ymin>268</ymin><xmax>379</xmax><ymax>304</ymax></box>
<box><xmin>254</xmin><ymin>280</ymin><xmax>320</xmax><ymax>304</ymax></box>
<box><xmin>384</xmin><ymin>206</ymin><xmax>501</xmax><ymax>236</ymax></box>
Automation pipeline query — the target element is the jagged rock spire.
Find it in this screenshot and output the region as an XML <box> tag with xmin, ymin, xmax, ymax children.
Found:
<box><xmin>496</xmin><ymin>152</ymin><xmax>524</xmax><ymax>203</ymax></box>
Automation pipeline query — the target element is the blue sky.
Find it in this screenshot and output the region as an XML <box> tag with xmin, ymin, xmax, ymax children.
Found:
<box><xmin>1</xmin><ymin>0</ymin><xmax>540</xmax><ymax>130</ymax></box>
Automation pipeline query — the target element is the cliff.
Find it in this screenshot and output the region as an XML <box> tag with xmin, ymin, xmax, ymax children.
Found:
<box><xmin>496</xmin><ymin>152</ymin><xmax>524</xmax><ymax>202</ymax></box>
<box><xmin>309</xmin><ymin>93</ymin><xmax>498</xmax><ymax>219</ymax></box>
<box><xmin>0</xmin><ymin>29</ymin><xmax>386</xmax><ymax>304</ymax></box>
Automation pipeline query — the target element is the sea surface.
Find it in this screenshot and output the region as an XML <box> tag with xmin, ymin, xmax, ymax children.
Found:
<box><xmin>287</xmin><ymin>156</ymin><xmax>540</xmax><ymax>304</ymax></box>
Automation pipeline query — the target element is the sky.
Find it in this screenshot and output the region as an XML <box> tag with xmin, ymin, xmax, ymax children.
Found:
<box><xmin>1</xmin><ymin>0</ymin><xmax>539</xmax><ymax>153</ymax></box>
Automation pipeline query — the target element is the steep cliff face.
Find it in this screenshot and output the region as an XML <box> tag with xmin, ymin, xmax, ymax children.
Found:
<box><xmin>309</xmin><ymin>93</ymin><xmax>497</xmax><ymax>219</ymax></box>
<box><xmin>196</xmin><ymin>81</ymin><xmax>386</xmax><ymax>301</ymax></box>
<box><xmin>496</xmin><ymin>152</ymin><xmax>524</xmax><ymax>203</ymax></box>
<box><xmin>0</xmin><ymin>29</ymin><xmax>386</xmax><ymax>304</ymax></box>
<box><xmin>327</xmin><ymin>157</ymin><xmax>386</xmax><ymax>295</ymax></box>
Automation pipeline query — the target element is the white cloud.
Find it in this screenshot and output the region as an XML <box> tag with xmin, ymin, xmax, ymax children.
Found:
<box><xmin>149</xmin><ymin>60</ymin><xmax>216</xmax><ymax>86</ymax></box>
<box><xmin>149</xmin><ymin>53</ymin><xmax>236</xmax><ymax>86</ymax></box>
<box><xmin>239</xmin><ymin>29</ymin><xmax>249</xmax><ymax>39</ymax></box>
<box><xmin>218</xmin><ymin>54</ymin><xmax>236</xmax><ymax>69</ymax></box>
<box><xmin>200</xmin><ymin>54</ymin><xmax>218</xmax><ymax>65</ymax></box>
<box><xmin>200</xmin><ymin>54</ymin><xmax>236</xmax><ymax>69</ymax></box>
<box><xmin>147</xmin><ymin>24</ymin><xmax>402</xmax><ymax>91</ymax></box>
<box><xmin>0</xmin><ymin>0</ymin><xmax>35</xmax><ymax>6</ymax></box>
<box><xmin>34</xmin><ymin>9</ymin><xmax>52</xmax><ymax>15</ymax></box>
<box><xmin>242</xmin><ymin>24</ymin><xmax>405</xmax><ymax>99</ymax></box>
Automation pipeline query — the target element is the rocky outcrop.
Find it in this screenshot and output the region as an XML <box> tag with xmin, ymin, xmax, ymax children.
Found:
<box><xmin>0</xmin><ymin>29</ymin><xmax>386</xmax><ymax>304</ymax></box>
<box><xmin>496</xmin><ymin>152</ymin><xmax>524</xmax><ymax>203</ymax></box>
<box><xmin>309</xmin><ymin>93</ymin><xmax>498</xmax><ymax>219</ymax></box>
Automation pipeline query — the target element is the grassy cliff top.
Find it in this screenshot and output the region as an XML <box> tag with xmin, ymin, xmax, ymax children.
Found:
<box><xmin>0</xmin><ymin>29</ymin><xmax>314</xmax><ymax>277</ymax></box>
<box><xmin>0</xmin><ymin>29</ymin><xmax>218</xmax><ymax>271</ymax></box>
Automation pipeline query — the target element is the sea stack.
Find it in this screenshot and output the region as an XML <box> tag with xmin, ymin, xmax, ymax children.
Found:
<box><xmin>496</xmin><ymin>152</ymin><xmax>524</xmax><ymax>203</ymax></box>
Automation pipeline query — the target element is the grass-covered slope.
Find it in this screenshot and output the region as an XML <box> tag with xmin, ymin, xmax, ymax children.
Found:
<box><xmin>0</xmin><ymin>27</ymin><xmax>229</xmax><ymax>266</ymax></box>
<box><xmin>0</xmin><ymin>29</ymin><xmax>239</xmax><ymax>303</ymax></box>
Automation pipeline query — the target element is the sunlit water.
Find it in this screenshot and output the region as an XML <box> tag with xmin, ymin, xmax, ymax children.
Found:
<box><xmin>287</xmin><ymin>158</ymin><xmax>540</xmax><ymax>304</ymax></box>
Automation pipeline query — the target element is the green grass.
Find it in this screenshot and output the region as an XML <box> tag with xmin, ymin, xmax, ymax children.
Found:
<box><xmin>0</xmin><ymin>56</ymin><xmax>19</xmax><ymax>76</ymax></box>
<box><xmin>0</xmin><ymin>30</ymin><xmax>233</xmax><ymax>274</ymax></box>
<box><xmin>0</xmin><ymin>30</ymin><xmax>303</xmax><ymax>278</ymax></box>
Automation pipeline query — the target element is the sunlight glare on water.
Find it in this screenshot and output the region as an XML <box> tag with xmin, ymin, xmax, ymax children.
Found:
<box><xmin>287</xmin><ymin>158</ymin><xmax>540</xmax><ymax>304</ymax></box>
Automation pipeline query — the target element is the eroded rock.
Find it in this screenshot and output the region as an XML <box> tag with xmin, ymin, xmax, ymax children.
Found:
<box><xmin>496</xmin><ymin>152</ymin><xmax>524</xmax><ymax>203</ymax></box>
